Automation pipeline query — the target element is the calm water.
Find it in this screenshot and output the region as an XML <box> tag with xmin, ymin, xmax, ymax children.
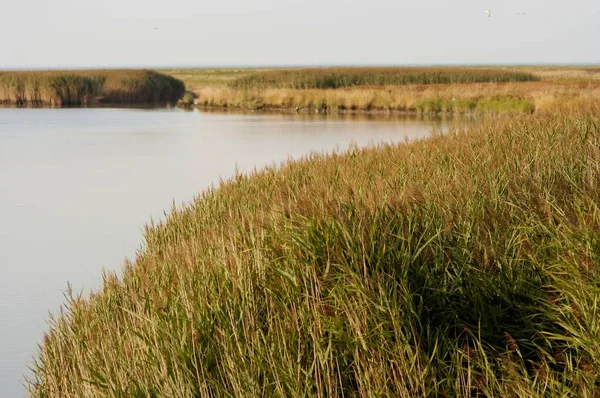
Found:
<box><xmin>0</xmin><ymin>107</ymin><xmax>454</xmax><ymax>396</ymax></box>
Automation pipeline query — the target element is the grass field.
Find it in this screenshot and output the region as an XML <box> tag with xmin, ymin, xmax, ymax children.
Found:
<box><xmin>164</xmin><ymin>66</ymin><xmax>600</xmax><ymax>114</ymax></box>
<box><xmin>0</xmin><ymin>70</ymin><xmax>185</xmax><ymax>106</ymax></box>
<box><xmin>28</xmin><ymin>106</ymin><xmax>600</xmax><ymax>396</ymax></box>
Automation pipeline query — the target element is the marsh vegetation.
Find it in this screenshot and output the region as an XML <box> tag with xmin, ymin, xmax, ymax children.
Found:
<box><xmin>164</xmin><ymin>66</ymin><xmax>600</xmax><ymax>115</ymax></box>
<box><xmin>0</xmin><ymin>70</ymin><xmax>185</xmax><ymax>106</ymax></box>
<box><xmin>29</xmin><ymin>107</ymin><xmax>600</xmax><ymax>396</ymax></box>
<box><xmin>228</xmin><ymin>67</ymin><xmax>539</xmax><ymax>89</ymax></box>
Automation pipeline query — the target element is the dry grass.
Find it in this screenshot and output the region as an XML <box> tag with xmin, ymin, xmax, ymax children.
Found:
<box><xmin>163</xmin><ymin>66</ymin><xmax>600</xmax><ymax>115</ymax></box>
<box><xmin>193</xmin><ymin>80</ymin><xmax>600</xmax><ymax>114</ymax></box>
<box><xmin>0</xmin><ymin>70</ymin><xmax>185</xmax><ymax>106</ymax></box>
<box><xmin>159</xmin><ymin>68</ymin><xmax>261</xmax><ymax>93</ymax></box>
<box><xmin>513</xmin><ymin>66</ymin><xmax>600</xmax><ymax>81</ymax></box>
<box><xmin>29</xmin><ymin>107</ymin><xmax>600</xmax><ymax>397</ymax></box>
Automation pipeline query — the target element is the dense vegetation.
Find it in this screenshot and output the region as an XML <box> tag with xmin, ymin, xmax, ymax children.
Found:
<box><xmin>228</xmin><ymin>67</ymin><xmax>539</xmax><ymax>90</ymax></box>
<box><xmin>0</xmin><ymin>70</ymin><xmax>185</xmax><ymax>106</ymax></box>
<box><xmin>29</xmin><ymin>109</ymin><xmax>600</xmax><ymax>397</ymax></box>
<box><xmin>166</xmin><ymin>67</ymin><xmax>600</xmax><ymax>114</ymax></box>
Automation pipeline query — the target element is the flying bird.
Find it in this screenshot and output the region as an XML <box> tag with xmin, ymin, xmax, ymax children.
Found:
<box><xmin>485</xmin><ymin>10</ymin><xmax>492</xmax><ymax>17</ymax></box>
<box><xmin>516</xmin><ymin>12</ymin><xmax>527</xmax><ymax>16</ymax></box>
<box><xmin>153</xmin><ymin>27</ymin><xmax>159</xmax><ymax>30</ymax></box>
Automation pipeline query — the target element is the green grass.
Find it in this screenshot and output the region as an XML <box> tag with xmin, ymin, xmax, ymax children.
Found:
<box><xmin>228</xmin><ymin>67</ymin><xmax>540</xmax><ymax>90</ymax></box>
<box><xmin>414</xmin><ymin>96</ymin><xmax>535</xmax><ymax>114</ymax></box>
<box><xmin>0</xmin><ymin>69</ymin><xmax>185</xmax><ymax>106</ymax></box>
<box><xmin>28</xmin><ymin>110</ymin><xmax>600</xmax><ymax>397</ymax></box>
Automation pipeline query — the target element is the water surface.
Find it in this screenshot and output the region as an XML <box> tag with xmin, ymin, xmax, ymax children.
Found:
<box><xmin>0</xmin><ymin>108</ymin><xmax>454</xmax><ymax>396</ymax></box>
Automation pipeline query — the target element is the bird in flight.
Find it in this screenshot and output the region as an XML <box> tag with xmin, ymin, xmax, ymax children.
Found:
<box><xmin>485</xmin><ymin>10</ymin><xmax>492</xmax><ymax>17</ymax></box>
<box><xmin>153</xmin><ymin>27</ymin><xmax>159</xmax><ymax>30</ymax></box>
<box><xmin>516</xmin><ymin>12</ymin><xmax>527</xmax><ymax>16</ymax></box>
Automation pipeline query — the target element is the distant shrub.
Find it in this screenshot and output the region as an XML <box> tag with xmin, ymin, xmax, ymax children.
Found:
<box><xmin>177</xmin><ymin>92</ymin><xmax>196</xmax><ymax>108</ymax></box>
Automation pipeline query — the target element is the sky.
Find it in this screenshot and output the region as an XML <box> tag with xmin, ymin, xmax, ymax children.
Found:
<box><xmin>1</xmin><ymin>0</ymin><xmax>599</xmax><ymax>69</ymax></box>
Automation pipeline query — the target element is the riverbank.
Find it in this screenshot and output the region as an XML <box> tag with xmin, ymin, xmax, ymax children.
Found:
<box><xmin>29</xmin><ymin>108</ymin><xmax>600</xmax><ymax>396</ymax></box>
<box><xmin>0</xmin><ymin>70</ymin><xmax>185</xmax><ymax>106</ymax></box>
<box><xmin>166</xmin><ymin>66</ymin><xmax>600</xmax><ymax>115</ymax></box>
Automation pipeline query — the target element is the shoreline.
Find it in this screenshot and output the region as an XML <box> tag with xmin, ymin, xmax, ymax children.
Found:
<box><xmin>0</xmin><ymin>101</ymin><xmax>179</xmax><ymax>110</ymax></box>
<box><xmin>186</xmin><ymin>103</ymin><xmax>527</xmax><ymax>117</ymax></box>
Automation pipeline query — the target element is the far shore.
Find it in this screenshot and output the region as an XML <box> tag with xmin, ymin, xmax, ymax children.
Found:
<box><xmin>169</xmin><ymin>66</ymin><xmax>600</xmax><ymax>116</ymax></box>
<box><xmin>0</xmin><ymin>69</ymin><xmax>184</xmax><ymax>107</ymax></box>
<box><xmin>2</xmin><ymin>66</ymin><xmax>599</xmax><ymax>116</ymax></box>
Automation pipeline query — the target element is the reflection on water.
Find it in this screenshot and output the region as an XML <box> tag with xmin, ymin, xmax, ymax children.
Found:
<box><xmin>192</xmin><ymin>106</ymin><xmax>469</xmax><ymax>125</ymax></box>
<box><xmin>0</xmin><ymin>107</ymin><xmax>462</xmax><ymax>397</ymax></box>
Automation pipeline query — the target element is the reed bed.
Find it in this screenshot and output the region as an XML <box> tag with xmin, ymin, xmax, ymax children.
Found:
<box><xmin>163</xmin><ymin>67</ymin><xmax>600</xmax><ymax>114</ymax></box>
<box><xmin>29</xmin><ymin>108</ymin><xmax>600</xmax><ymax>397</ymax></box>
<box><xmin>0</xmin><ymin>70</ymin><xmax>185</xmax><ymax>106</ymax></box>
<box><xmin>228</xmin><ymin>67</ymin><xmax>539</xmax><ymax>90</ymax></box>
<box><xmin>194</xmin><ymin>80</ymin><xmax>600</xmax><ymax>115</ymax></box>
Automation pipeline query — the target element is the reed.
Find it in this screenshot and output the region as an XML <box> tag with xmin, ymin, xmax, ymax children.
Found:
<box><xmin>0</xmin><ymin>69</ymin><xmax>185</xmax><ymax>106</ymax></box>
<box><xmin>28</xmin><ymin>108</ymin><xmax>600</xmax><ymax>397</ymax></box>
<box><xmin>193</xmin><ymin>81</ymin><xmax>600</xmax><ymax>115</ymax></box>
<box><xmin>163</xmin><ymin>67</ymin><xmax>600</xmax><ymax>115</ymax></box>
<box><xmin>228</xmin><ymin>67</ymin><xmax>539</xmax><ymax>90</ymax></box>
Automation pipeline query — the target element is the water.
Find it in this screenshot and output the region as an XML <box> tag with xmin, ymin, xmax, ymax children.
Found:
<box><xmin>0</xmin><ymin>107</ymin><xmax>453</xmax><ymax>396</ymax></box>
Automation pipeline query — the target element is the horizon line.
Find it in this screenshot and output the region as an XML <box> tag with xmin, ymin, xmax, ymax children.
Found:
<box><xmin>2</xmin><ymin>61</ymin><xmax>600</xmax><ymax>71</ymax></box>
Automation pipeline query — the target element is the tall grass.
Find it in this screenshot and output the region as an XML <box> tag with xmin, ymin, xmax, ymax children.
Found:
<box><xmin>195</xmin><ymin>85</ymin><xmax>544</xmax><ymax>114</ymax></box>
<box><xmin>190</xmin><ymin>78</ymin><xmax>600</xmax><ymax>116</ymax></box>
<box><xmin>194</xmin><ymin>82</ymin><xmax>600</xmax><ymax>115</ymax></box>
<box><xmin>0</xmin><ymin>70</ymin><xmax>185</xmax><ymax>106</ymax></box>
<box><xmin>163</xmin><ymin>67</ymin><xmax>600</xmax><ymax>115</ymax></box>
<box><xmin>229</xmin><ymin>67</ymin><xmax>539</xmax><ymax>90</ymax></box>
<box><xmin>28</xmin><ymin>110</ymin><xmax>600</xmax><ymax>397</ymax></box>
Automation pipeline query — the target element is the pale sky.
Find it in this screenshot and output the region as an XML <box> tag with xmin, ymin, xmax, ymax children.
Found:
<box><xmin>1</xmin><ymin>0</ymin><xmax>599</xmax><ymax>69</ymax></box>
